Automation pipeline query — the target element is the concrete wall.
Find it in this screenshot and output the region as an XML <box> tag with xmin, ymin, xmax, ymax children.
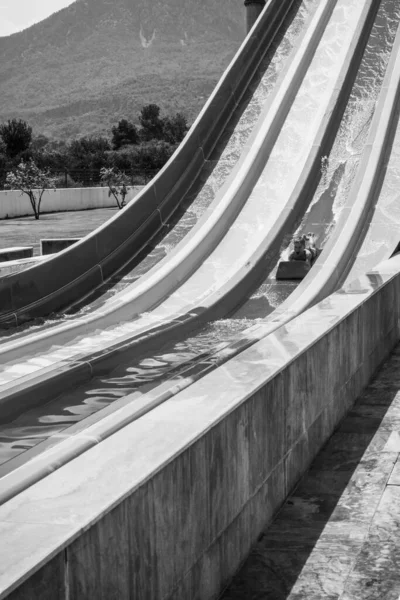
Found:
<box><xmin>0</xmin><ymin>187</ymin><xmax>143</xmax><ymax>219</ymax></box>
<box><xmin>1</xmin><ymin>256</ymin><xmax>400</xmax><ymax>600</ymax></box>
<box><xmin>0</xmin><ymin>256</ymin><xmax>48</xmax><ymax>278</ymax></box>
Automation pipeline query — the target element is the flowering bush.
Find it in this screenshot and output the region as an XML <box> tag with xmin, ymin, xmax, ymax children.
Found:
<box><xmin>5</xmin><ymin>159</ymin><xmax>57</xmax><ymax>220</ymax></box>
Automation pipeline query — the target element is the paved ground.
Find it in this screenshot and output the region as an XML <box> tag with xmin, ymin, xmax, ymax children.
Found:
<box><xmin>0</xmin><ymin>208</ymin><xmax>118</xmax><ymax>256</ymax></box>
<box><xmin>222</xmin><ymin>344</ymin><xmax>400</xmax><ymax>599</ymax></box>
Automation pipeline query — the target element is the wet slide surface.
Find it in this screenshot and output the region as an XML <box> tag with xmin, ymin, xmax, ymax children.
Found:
<box><xmin>0</xmin><ymin>0</ymin><xmax>395</xmax><ymax>476</ymax></box>
<box><xmin>2</xmin><ymin>1</ymin><xmax>376</xmax><ymax>478</ymax></box>
<box><xmin>0</xmin><ymin>0</ymin><xmax>327</xmax><ymax>383</ymax></box>
<box><xmin>345</xmin><ymin>82</ymin><xmax>400</xmax><ymax>281</ymax></box>
<box><xmin>1</xmin><ymin>6</ymin><xmax>400</xmax><ymax>599</ymax></box>
<box><xmin>0</xmin><ymin>0</ymin><xmax>322</xmax><ymax>469</ymax></box>
<box><xmin>0</xmin><ymin>2</ymin><xmax>324</xmax><ymax>370</ymax></box>
<box><xmin>0</xmin><ymin>0</ymin><xmax>362</xmax><ymax>381</ymax></box>
<box><xmin>0</xmin><ymin>0</ymin><xmax>307</xmax><ymax>343</ymax></box>
<box><xmin>211</xmin><ymin>4</ymin><xmax>400</xmax><ymax>596</ymax></box>
<box><xmin>239</xmin><ymin>0</ymin><xmax>400</xmax><ymax>318</ymax></box>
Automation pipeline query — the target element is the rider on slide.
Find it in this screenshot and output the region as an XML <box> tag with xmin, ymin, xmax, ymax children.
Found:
<box><xmin>289</xmin><ymin>233</ymin><xmax>317</xmax><ymax>266</ymax></box>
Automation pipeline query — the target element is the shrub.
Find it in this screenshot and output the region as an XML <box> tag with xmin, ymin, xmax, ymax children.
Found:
<box><xmin>111</xmin><ymin>119</ymin><xmax>139</xmax><ymax>149</ymax></box>
<box><xmin>5</xmin><ymin>159</ymin><xmax>57</xmax><ymax>219</ymax></box>
<box><xmin>139</xmin><ymin>104</ymin><xmax>164</xmax><ymax>142</ymax></box>
<box><xmin>0</xmin><ymin>119</ymin><xmax>32</xmax><ymax>158</ymax></box>
<box><xmin>100</xmin><ymin>167</ymin><xmax>131</xmax><ymax>209</ymax></box>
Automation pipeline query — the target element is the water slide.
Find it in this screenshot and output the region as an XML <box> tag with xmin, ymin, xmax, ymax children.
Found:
<box><xmin>0</xmin><ymin>0</ymin><xmax>300</xmax><ymax>329</ymax></box>
<box><xmin>0</xmin><ymin>0</ymin><xmax>398</xmax><ymax>503</ymax></box>
<box><xmin>0</xmin><ymin>0</ymin><xmax>375</xmax><ymax>370</ymax></box>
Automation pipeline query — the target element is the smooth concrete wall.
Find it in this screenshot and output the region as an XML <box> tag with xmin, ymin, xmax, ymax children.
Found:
<box><xmin>40</xmin><ymin>239</ymin><xmax>81</xmax><ymax>255</ymax></box>
<box><xmin>0</xmin><ymin>248</ymin><xmax>33</xmax><ymax>262</ymax></box>
<box><xmin>1</xmin><ymin>256</ymin><xmax>400</xmax><ymax>600</ymax></box>
<box><xmin>0</xmin><ymin>187</ymin><xmax>143</xmax><ymax>219</ymax></box>
<box><xmin>0</xmin><ymin>257</ymin><xmax>48</xmax><ymax>278</ymax></box>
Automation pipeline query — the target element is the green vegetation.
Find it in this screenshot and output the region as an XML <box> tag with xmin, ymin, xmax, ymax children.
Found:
<box><xmin>0</xmin><ymin>105</ymin><xmax>189</xmax><ymax>190</ymax></box>
<box><xmin>4</xmin><ymin>159</ymin><xmax>57</xmax><ymax>220</ymax></box>
<box><xmin>0</xmin><ymin>119</ymin><xmax>32</xmax><ymax>158</ymax></box>
<box><xmin>100</xmin><ymin>167</ymin><xmax>130</xmax><ymax>209</ymax></box>
<box><xmin>0</xmin><ymin>0</ymin><xmax>242</xmax><ymax>141</ymax></box>
<box><xmin>111</xmin><ymin>120</ymin><xmax>139</xmax><ymax>150</ymax></box>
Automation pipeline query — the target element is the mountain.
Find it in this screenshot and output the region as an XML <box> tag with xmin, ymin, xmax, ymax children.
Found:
<box><xmin>0</xmin><ymin>0</ymin><xmax>244</xmax><ymax>140</ymax></box>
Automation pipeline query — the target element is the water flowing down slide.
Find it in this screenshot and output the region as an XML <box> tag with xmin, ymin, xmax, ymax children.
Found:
<box><xmin>0</xmin><ymin>0</ymin><xmax>393</xmax><ymax>502</ymax></box>
<box><xmin>0</xmin><ymin>0</ymin><xmax>374</xmax><ymax>370</ymax></box>
<box><xmin>343</xmin><ymin>32</ymin><xmax>400</xmax><ymax>284</ymax></box>
<box><xmin>0</xmin><ymin>0</ymin><xmax>329</xmax><ymax>345</ymax></box>
<box><xmin>2</xmin><ymin>14</ymin><xmax>400</xmax><ymax>600</ymax></box>
<box><xmin>0</xmin><ymin>3</ymin><xmax>343</xmax><ymax>378</ymax></box>
<box><xmin>0</xmin><ymin>0</ymin><xmax>301</xmax><ymax>329</ymax></box>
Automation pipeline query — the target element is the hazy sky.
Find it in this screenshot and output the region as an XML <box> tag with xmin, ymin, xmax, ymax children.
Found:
<box><xmin>0</xmin><ymin>0</ymin><xmax>75</xmax><ymax>37</ymax></box>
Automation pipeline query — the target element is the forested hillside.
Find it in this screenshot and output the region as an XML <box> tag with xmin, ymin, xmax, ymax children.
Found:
<box><xmin>0</xmin><ymin>0</ymin><xmax>244</xmax><ymax>139</ymax></box>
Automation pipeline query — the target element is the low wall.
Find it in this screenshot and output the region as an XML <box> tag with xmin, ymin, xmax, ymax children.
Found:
<box><xmin>1</xmin><ymin>256</ymin><xmax>400</xmax><ymax>599</ymax></box>
<box><xmin>0</xmin><ymin>187</ymin><xmax>143</xmax><ymax>219</ymax></box>
<box><xmin>0</xmin><ymin>248</ymin><xmax>33</xmax><ymax>261</ymax></box>
<box><xmin>0</xmin><ymin>256</ymin><xmax>48</xmax><ymax>278</ymax></box>
<box><xmin>40</xmin><ymin>239</ymin><xmax>80</xmax><ymax>255</ymax></box>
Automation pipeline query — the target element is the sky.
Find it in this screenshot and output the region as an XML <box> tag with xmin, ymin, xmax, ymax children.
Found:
<box><xmin>0</xmin><ymin>0</ymin><xmax>75</xmax><ymax>37</ymax></box>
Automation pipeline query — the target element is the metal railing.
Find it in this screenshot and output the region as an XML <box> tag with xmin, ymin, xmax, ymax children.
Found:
<box><xmin>0</xmin><ymin>168</ymin><xmax>160</xmax><ymax>190</ymax></box>
<box><xmin>52</xmin><ymin>168</ymin><xmax>159</xmax><ymax>188</ymax></box>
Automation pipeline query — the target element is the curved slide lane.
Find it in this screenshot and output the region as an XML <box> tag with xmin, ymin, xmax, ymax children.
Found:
<box><xmin>344</xmin><ymin>55</ymin><xmax>400</xmax><ymax>281</ymax></box>
<box><xmin>270</xmin><ymin>13</ymin><xmax>400</xmax><ymax>321</ymax></box>
<box><xmin>0</xmin><ymin>1</ymin><xmax>316</xmax><ymax>345</ymax></box>
<box><xmin>0</xmin><ymin>0</ymin><xmax>299</xmax><ymax>328</ymax></box>
<box><xmin>0</xmin><ymin>0</ymin><xmax>392</xmax><ymax>506</ymax></box>
<box><xmin>0</xmin><ymin>0</ymin><xmax>374</xmax><ymax>402</ymax></box>
<box><xmin>0</xmin><ymin>0</ymin><xmax>335</xmax><ymax>356</ymax></box>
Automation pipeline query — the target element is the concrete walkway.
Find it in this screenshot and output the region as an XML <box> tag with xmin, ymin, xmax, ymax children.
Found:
<box><xmin>222</xmin><ymin>344</ymin><xmax>400</xmax><ymax>599</ymax></box>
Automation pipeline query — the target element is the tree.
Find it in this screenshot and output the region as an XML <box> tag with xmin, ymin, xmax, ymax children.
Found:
<box><xmin>0</xmin><ymin>139</ymin><xmax>10</xmax><ymax>189</ymax></box>
<box><xmin>111</xmin><ymin>119</ymin><xmax>139</xmax><ymax>150</ymax></box>
<box><xmin>162</xmin><ymin>113</ymin><xmax>188</xmax><ymax>144</ymax></box>
<box><xmin>137</xmin><ymin>141</ymin><xmax>174</xmax><ymax>170</ymax></box>
<box><xmin>5</xmin><ymin>160</ymin><xmax>57</xmax><ymax>220</ymax></box>
<box><xmin>67</xmin><ymin>136</ymin><xmax>111</xmax><ymax>176</ymax></box>
<box><xmin>100</xmin><ymin>167</ymin><xmax>130</xmax><ymax>209</ymax></box>
<box><xmin>0</xmin><ymin>119</ymin><xmax>32</xmax><ymax>158</ymax></box>
<box><xmin>139</xmin><ymin>104</ymin><xmax>164</xmax><ymax>141</ymax></box>
<box><xmin>31</xmin><ymin>134</ymin><xmax>50</xmax><ymax>152</ymax></box>
<box><xmin>68</xmin><ymin>136</ymin><xmax>110</xmax><ymax>161</ymax></box>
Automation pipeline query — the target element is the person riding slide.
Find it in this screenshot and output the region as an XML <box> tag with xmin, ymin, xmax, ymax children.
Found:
<box><xmin>303</xmin><ymin>232</ymin><xmax>318</xmax><ymax>263</ymax></box>
<box><xmin>289</xmin><ymin>235</ymin><xmax>313</xmax><ymax>266</ymax></box>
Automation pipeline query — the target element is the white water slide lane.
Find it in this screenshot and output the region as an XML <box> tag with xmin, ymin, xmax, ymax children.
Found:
<box><xmin>0</xmin><ymin>0</ymin><xmax>397</xmax><ymax>504</ymax></box>
<box><xmin>0</xmin><ymin>0</ymin><xmax>372</xmax><ymax>386</ymax></box>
